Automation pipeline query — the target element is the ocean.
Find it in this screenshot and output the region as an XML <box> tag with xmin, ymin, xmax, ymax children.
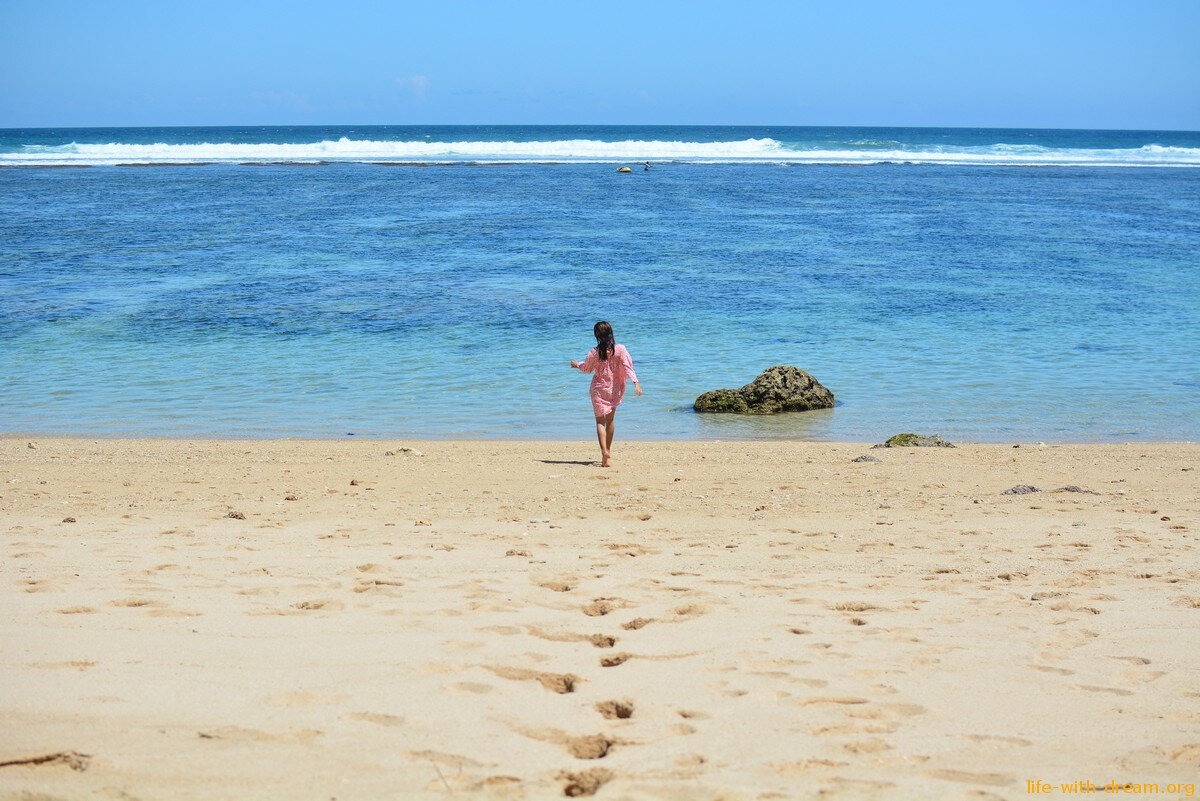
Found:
<box><xmin>1</xmin><ymin>125</ymin><xmax>1198</xmax><ymax>441</ymax></box>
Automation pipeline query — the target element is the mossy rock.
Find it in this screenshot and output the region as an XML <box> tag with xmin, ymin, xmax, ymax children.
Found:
<box><xmin>876</xmin><ymin>433</ymin><xmax>955</xmax><ymax>448</ymax></box>
<box><xmin>693</xmin><ymin>388</ymin><xmax>750</xmax><ymax>414</ymax></box>
<box><xmin>694</xmin><ymin>366</ymin><xmax>834</xmax><ymax>415</ymax></box>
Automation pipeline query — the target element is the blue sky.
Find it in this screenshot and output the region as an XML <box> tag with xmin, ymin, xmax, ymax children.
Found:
<box><xmin>1</xmin><ymin>0</ymin><xmax>1197</xmax><ymax>129</ymax></box>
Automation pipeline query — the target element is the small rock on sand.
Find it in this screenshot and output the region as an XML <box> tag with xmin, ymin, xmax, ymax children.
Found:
<box><xmin>1002</xmin><ymin>485</ymin><xmax>1041</xmax><ymax>495</ymax></box>
<box><xmin>852</xmin><ymin>455</ymin><xmax>881</xmax><ymax>463</ymax></box>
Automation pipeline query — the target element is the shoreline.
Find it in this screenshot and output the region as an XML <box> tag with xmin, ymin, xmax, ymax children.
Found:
<box><xmin>2</xmin><ymin>438</ymin><xmax>1197</xmax><ymax>799</ymax></box>
<box><xmin>4</xmin><ymin>433</ymin><xmax>1197</xmax><ymax>446</ymax></box>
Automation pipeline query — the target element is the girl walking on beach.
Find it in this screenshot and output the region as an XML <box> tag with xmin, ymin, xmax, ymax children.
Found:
<box><xmin>571</xmin><ymin>321</ymin><xmax>641</xmax><ymax>467</ymax></box>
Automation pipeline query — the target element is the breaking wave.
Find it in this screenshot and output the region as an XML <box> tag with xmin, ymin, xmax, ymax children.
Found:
<box><xmin>4</xmin><ymin>138</ymin><xmax>1200</xmax><ymax>167</ymax></box>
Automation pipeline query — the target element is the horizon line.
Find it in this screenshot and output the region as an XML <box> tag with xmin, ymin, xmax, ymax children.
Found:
<box><xmin>3</xmin><ymin>122</ymin><xmax>1199</xmax><ymax>135</ymax></box>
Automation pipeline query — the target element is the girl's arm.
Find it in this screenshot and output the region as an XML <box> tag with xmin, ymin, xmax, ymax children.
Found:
<box><xmin>571</xmin><ymin>349</ymin><xmax>598</xmax><ymax>373</ymax></box>
<box><xmin>619</xmin><ymin>346</ymin><xmax>642</xmax><ymax>394</ymax></box>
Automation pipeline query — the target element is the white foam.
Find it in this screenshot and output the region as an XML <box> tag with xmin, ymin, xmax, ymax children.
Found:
<box><xmin>2</xmin><ymin>137</ymin><xmax>783</xmax><ymax>165</ymax></box>
<box><xmin>3</xmin><ymin>137</ymin><xmax>1199</xmax><ymax>167</ymax></box>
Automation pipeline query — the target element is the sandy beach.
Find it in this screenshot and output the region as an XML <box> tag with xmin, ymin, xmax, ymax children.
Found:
<box><xmin>1</xmin><ymin>437</ymin><xmax>1197</xmax><ymax>800</ymax></box>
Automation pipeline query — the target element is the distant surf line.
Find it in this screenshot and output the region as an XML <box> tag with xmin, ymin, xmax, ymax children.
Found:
<box><xmin>3</xmin><ymin>137</ymin><xmax>1200</xmax><ymax>167</ymax></box>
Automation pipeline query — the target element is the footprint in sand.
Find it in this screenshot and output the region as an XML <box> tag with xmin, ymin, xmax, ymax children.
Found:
<box><xmin>110</xmin><ymin>598</ymin><xmax>161</xmax><ymax>608</ymax></box>
<box><xmin>268</xmin><ymin>690</ymin><xmax>349</xmax><ymax>707</ymax></box>
<box><xmin>353</xmin><ymin>579</ymin><xmax>405</xmax><ymax>596</ymax></box>
<box><xmin>408</xmin><ymin>749</ymin><xmax>489</xmax><ymax>773</ymax></box>
<box><xmin>855</xmin><ymin>702</ymin><xmax>925</xmax><ymax>719</ymax></box>
<box><xmin>34</xmin><ymin>661</ymin><xmax>96</xmax><ymax>671</ymax></box>
<box><xmin>1169</xmin><ymin>743</ymin><xmax>1200</xmax><ymax>764</ymax></box>
<box><xmin>605</xmin><ymin>543</ymin><xmax>657</xmax><ymax>557</ymax></box>
<box><xmin>526</xmin><ymin>626</ymin><xmax>617</xmax><ymax>649</ymax></box>
<box><xmin>671</xmin><ymin>603</ymin><xmax>706</xmax><ymax>618</ymax></box>
<box><xmin>487</xmin><ymin>666</ymin><xmax>578</xmax><ymax>694</ymax></box>
<box><xmin>582</xmin><ymin>598</ymin><xmax>631</xmax><ymax>617</ymax></box>
<box><xmin>566</xmin><ymin>735</ymin><xmax>614</xmax><ymax>760</ymax></box>
<box><xmin>965</xmin><ymin>734</ymin><xmax>1031</xmax><ymax>746</ymax></box>
<box><xmin>515</xmin><ymin>727</ymin><xmax>619</xmax><ymax>760</ymax></box>
<box><xmin>248</xmin><ymin>599</ymin><xmax>346</xmax><ymax>615</ymax></box>
<box><xmin>1029</xmin><ymin>664</ymin><xmax>1074</xmax><ymax>675</ymax></box>
<box><xmin>445</xmin><ymin>682</ymin><xmax>495</xmax><ymax>695</ymax></box>
<box><xmin>148</xmin><ymin>608</ymin><xmax>201</xmax><ymax>618</ymax></box>
<box><xmin>198</xmin><ymin>726</ymin><xmax>322</xmax><ymax>743</ymax></box>
<box><xmin>841</xmin><ymin>738</ymin><xmax>891</xmax><ymax>754</ymax></box>
<box><xmin>535</xmin><ymin>578</ymin><xmax>579</xmax><ymax>593</ymax></box>
<box><xmin>1116</xmin><ymin>669</ymin><xmax>1166</xmax><ymax>685</ymax></box>
<box><xmin>771</xmin><ymin>759</ymin><xmax>847</xmax><ymax>776</ymax></box>
<box><xmin>582</xmin><ymin>600</ymin><xmax>613</xmax><ymax>616</ymax></box>
<box><xmin>830</xmin><ymin>601</ymin><xmax>884</xmax><ymax>613</ymax></box>
<box><xmin>1110</xmin><ymin>655</ymin><xmax>1151</xmax><ymax>665</ymax></box>
<box><xmin>291</xmin><ymin>599</ymin><xmax>344</xmax><ymax>612</ymax></box>
<box><xmin>925</xmin><ymin>769</ymin><xmax>1015</xmax><ymax>787</ymax></box>
<box><xmin>0</xmin><ymin>751</ymin><xmax>91</xmax><ymax>772</ymax></box>
<box><xmin>800</xmin><ymin>696</ymin><xmax>869</xmax><ymax>707</ymax></box>
<box><xmin>343</xmin><ymin>711</ymin><xmax>404</xmax><ymax>726</ymax></box>
<box><xmin>813</xmin><ymin>722</ymin><xmax>898</xmax><ymax>736</ymax></box>
<box><xmin>595</xmin><ymin>700</ymin><xmax>634</xmax><ymax>720</ymax></box>
<box><xmin>1077</xmin><ymin>684</ymin><xmax>1135</xmax><ymax>696</ymax></box>
<box><xmin>558</xmin><ymin>768</ymin><xmax>613</xmax><ymax>797</ymax></box>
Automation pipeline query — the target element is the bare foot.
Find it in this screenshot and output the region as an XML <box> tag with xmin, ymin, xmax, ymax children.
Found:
<box><xmin>601</xmin><ymin>453</ymin><xmax>611</xmax><ymax>467</ymax></box>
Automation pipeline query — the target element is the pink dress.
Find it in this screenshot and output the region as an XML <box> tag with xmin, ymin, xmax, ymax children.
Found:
<box><xmin>577</xmin><ymin>344</ymin><xmax>638</xmax><ymax>418</ymax></box>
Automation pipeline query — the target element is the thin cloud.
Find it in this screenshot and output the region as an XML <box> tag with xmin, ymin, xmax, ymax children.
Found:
<box><xmin>397</xmin><ymin>75</ymin><xmax>430</xmax><ymax>102</ymax></box>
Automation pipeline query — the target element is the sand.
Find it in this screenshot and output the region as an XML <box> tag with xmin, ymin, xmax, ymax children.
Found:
<box><xmin>1</xmin><ymin>438</ymin><xmax>1197</xmax><ymax>800</ymax></box>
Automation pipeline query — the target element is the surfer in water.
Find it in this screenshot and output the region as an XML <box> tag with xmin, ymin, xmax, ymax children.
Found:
<box><xmin>643</xmin><ymin>162</ymin><xmax>651</xmax><ymax>171</ymax></box>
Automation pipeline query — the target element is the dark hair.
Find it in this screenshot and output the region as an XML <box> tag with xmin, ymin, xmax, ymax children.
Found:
<box><xmin>594</xmin><ymin>321</ymin><xmax>615</xmax><ymax>361</ymax></box>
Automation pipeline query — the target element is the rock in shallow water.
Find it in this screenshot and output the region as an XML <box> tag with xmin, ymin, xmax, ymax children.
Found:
<box><xmin>694</xmin><ymin>366</ymin><xmax>834</xmax><ymax>414</ymax></box>
<box><xmin>874</xmin><ymin>433</ymin><xmax>956</xmax><ymax>448</ymax></box>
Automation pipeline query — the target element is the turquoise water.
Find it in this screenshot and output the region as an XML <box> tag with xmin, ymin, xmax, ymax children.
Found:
<box><xmin>1</xmin><ymin>126</ymin><xmax>1198</xmax><ymax>441</ymax></box>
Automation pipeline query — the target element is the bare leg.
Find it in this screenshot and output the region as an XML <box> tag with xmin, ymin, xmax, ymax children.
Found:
<box><xmin>594</xmin><ymin>417</ymin><xmax>610</xmax><ymax>467</ymax></box>
<box><xmin>605</xmin><ymin>411</ymin><xmax>616</xmax><ymax>455</ymax></box>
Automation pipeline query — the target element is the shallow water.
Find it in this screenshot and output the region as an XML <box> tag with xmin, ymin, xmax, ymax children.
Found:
<box><xmin>2</xmin><ymin>128</ymin><xmax>1198</xmax><ymax>441</ymax></box>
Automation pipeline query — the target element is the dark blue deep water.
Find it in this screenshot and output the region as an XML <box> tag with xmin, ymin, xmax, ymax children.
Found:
<box><xmin>1</xmin><ymin>126</ymin><xmax>1198</xmax><ymax>440</ymax></box>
